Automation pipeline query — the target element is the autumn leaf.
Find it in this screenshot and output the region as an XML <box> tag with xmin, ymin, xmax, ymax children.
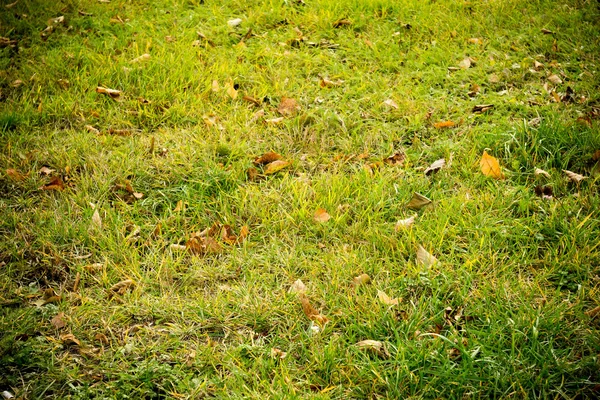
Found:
<box><xmin>299</xmin><ymin>294</ymin><xmax>329</xmax><ymax>326</ymax></box>
<box><xmin>242</xmin><ymin>95</ymin><xmax>261</xmax><ymax>106</ymax></box>
<box><xmin>227</xmin><ymin>18</ymin><xmax>243</xmax><ymax>27</ymax></box>
<box><xmin>424</xmin><ymin>159</ymin><xmax>445</xmax><ymax>176</ymax></box>
<box><xmin>226</xmin><ymin>79</ymin><xmax>238</xmax><ymax>99</ymax></box>
<box><xmin>289</xmin><ymin>279</ymin><xmax>307</xmax><ymax>294</ymax></box>
<box><xmin>278</xmin><ymin>97</ymin><xmax>300</xmax><ymax>116</ymax></box>
<box><xmin>416</xmin><ymin>245</ymin><xmax>438</xmax><ymax>267</ymax></box>
<box><xmin>395</xmin><ymin>215</ymin><xmax>416</xmax><ymax>231</ymax></box>
<box><xmin>40</xmin><ymin>176</ymin><xmax>65</xmax><ymax>191</ymax></box>
<box><xmin>130</xmin><ymin>53</ymin><xmax>150</xmax><ymax>63</ymax></box>
<box><xmin>585</xmin><ymin>305</ymin><xmax>600</xmax><ymax>318</ymax></box>
<box><xmin>548</xmin><ymin>74</ymin><xmax>562</xmax><ymax>84</ymax></box>
<box><xmin>352</xmin><ymin>273</ymin><xmax>371</xmax><ymax>286</ymax></box>
<box><xmin>480</xmin><ymin>151</ymin><xmax>504</xmax><ymax>179</ymax></box>
<box><xmin>472</xmin><ymin>104</ymin><xmax>494</xmax><ymax>113</ymax></box>
<box><xmin>384</xmin><ymin>152</ymin><xmax>406</xmax><ymax>166</ymax></box>
<box><xmin>91</xmin><ymin>209</ymin><xmax>102</xmax><ymax>230</ymax></box>
<box><xmin>173</xmin><ymin>200</ymin><xmax>185</xmax><ymax>212</ymax></box>
<box><xmin>253</xmin><ymin>151</ymin><xmax>282</xmax><ymax>166</ymax></box>
<box><xmin>333</xmin><ymin>19</ymin><xmax>352</xmax><ymax>28</ymax></box>
<box><xmin>534</xmin><ymin>168</ymin><xmax>551</xmax><ymax>179</ymax></box>
<box><xmin>85</xmin><ymin>125</ymin><xmax>100</xmax><ymax>135</ymax></box>
<box><xmin>186</xmin><ymin>235</ymin><xmax>222</xmax><ymax>255</ymax></box>
<box><xmin>264</xmin><ymin>117</ymin><xmax>285</xmax><ymax>124</ymax></box>
<box><xmin>109</xmin><ymin>279</ymin><xmax>136</xmax><ymax>295</ymax></box>
<box><xmin>313</xmin><ymin>208</ymin><xmax>331</xmax><ymax>223</ymax></box>
<box><xmin>39</xmin><ymin>166</ymin><xmax>55</xmax><ymax>176</ymax></box>
<box><xmin>433</xmin><ymin>121</ymin><xmax>454</xmax><ymax>129</ymax></box>
<box><xmin>377</xmin><ymin>290</ymin><xmax>399</xmax><ymax>306</ymax></box>
<box><xmin>246</xmin><ymin>167</ymin><xmax>261</xmax><ymax>182</ymax></box>
<box><xmin>60</xmin><ymin>333</ymin><xmax>81</xmax><ymax>346</ymax></box>
<box><xmin>459</xmin><ymin>57</ymin><xmax>473</xmax><ymax>69</ymax></box>
<box><xmin>356</xmin><ymin>340</ymin><xmax>383</xmax><ymax>351</ymax></box>
<box><xmin>51</xmin><ymin>312</ymin><xmax>67</xmax><ymax>329</ymax></box>
<box><xmin>320</xmin><ymin>78</ymin><xmax>343</xmax><ymax>88</ymax></box>
<box><xmin>468</xmin><ymin>38</ymin><xmax>483</xmax><ymax>45</ymax></box>
<box><xmin>563</xmin><ymin>170</ymin><xmax>585</xmax><ymax>183</ymax></box>
<box><xmin>383</xmin><ymin>99</ymin><xmax>398</xmax><ymax>109</ymax></box>
<box><xmin>406</xmin><ymin>192</ymin><xmax>432</xmax><ymax>210</ymax></box>
<box><xmin>95</xmin><ymin>86</ymin><xmax>121</xmax><ymax>100</ymax></box>
<box><xmin>6</xmin><ymin>168</ymin><xmax>27</xmax><ymax>181</ymax></box>
<box><xmin>264</xmin><ymin>160</ymin><xmax>290</xmax><ymax>175</ymax></box>
<box><xmin>271</xmin><ymin>348</ymin><xmax>287</xmax><ymax>359</ymax></box>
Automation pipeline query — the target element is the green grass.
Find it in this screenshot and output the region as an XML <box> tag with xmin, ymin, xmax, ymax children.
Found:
<box><xmin>1</xmin><ymin>0</ymin><xmax>600</xmax><ymax>398</ymax></box>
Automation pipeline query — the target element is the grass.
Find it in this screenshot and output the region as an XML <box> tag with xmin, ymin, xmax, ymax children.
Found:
<box><xmin>1</xmin><ymin>0</ymin><xmax>599</xmax><ymax>398</ymax></box>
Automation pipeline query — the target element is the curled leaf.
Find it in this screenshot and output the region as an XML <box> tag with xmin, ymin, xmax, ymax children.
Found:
<box><xmin>384</xmin><ymin>152</ymin><xmax>406</xmax><ymax>166</ymax></box>
<box><xmin>40</xmin><ymin>176</ymin><xmax>65</xmax><ymax>191</ymax></box>
<box><xmin>356</xmin><ymin>340</ymin><xmax>383</xmax><ymax>351</ymax></box>
<box><xmin>253</xmin><ymin>151</ymin><xmax>282</xmax><ymax>166</ymax></box>
<box><xmin>383</xmin><ymin>99</ymin><xmax>398</xmax><ymax>109</ymax></box>
<box><xmin>130</xmin><ymin>53</ymin><xmax>150</xmax><ymax>63</ymax></box>
<box><xmin>51</xmin><ymin>312</ymin><xmax>67</xmax><ymax>329</ymax></box>
<box><xmin>60</xmin><ymin>333</ymin><xmax>80</xmax><ymax>346</ymax></box>
<box><xmin>95</xmin><ymin>86</ymin><xmax>121</xmax><ymax>100</ymax></box>
<box><xmin>563</xmin><ymin>169</ymin><xmax>585</xmax><ymax>183</ymax></box>
<box><xmin>424</xmin><ymin>159</ymin><xmax>446</xmax><ymax>176</ymax></box>
<box><xmin>277</xmin><ymin>97</ymin><xmax>300</xmax><ymax>116</ymax></box>
<box><xmin>109</xmin><ymin>279</ymin><xmax>135</xmax><ymax>294</ymax></box>
<box><xmin>434</xmin><ymin>121</ymin><xmax>454</xmax><ymax>129</ymax></box>
<box><xmin>534</xmin><ymin>168</ymin><xmax>551</xmax><ymax>179</ymax></box>
<box><xmin>270</xmin><ymin>348</ymin><xmax>287</xmax><ymax>359</ymax></box>
<box><xmin>299</xmin><ymin>294</ymin><xmax>329</xmax><ymax>326</ymax></box>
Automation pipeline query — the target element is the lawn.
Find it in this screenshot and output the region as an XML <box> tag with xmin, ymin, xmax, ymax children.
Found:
<box><xmin>1</xmin><ymin>0</ymin><xmax>599</xmax><ymax>398</ymax></box>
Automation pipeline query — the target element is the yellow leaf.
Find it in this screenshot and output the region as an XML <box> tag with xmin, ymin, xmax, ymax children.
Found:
<box><xmin>355</xmin><ymin>340</ymin><xmax>383</xmax><ymax>351</ymax></box>
<box><xmin>264</xmin><ymin>160</ymin><xmax>290</xmax><ymax>175</ymax></box>
<box><xmin>480</xmin><ymin>151</ymin><xmax>504</xmax><ymax>179</ymax></box>
<box><xmin>416</xmin><ymin>245</ymin><xmax>438</xmax><ymax>267</ymax></box>
<box><xmin>377</xmin><ymin>290</ymin><xmax>399</xmax><ymax>306</ymax></box>
<box><xmin>352</xmin><ymin>273</ymin><xmax>371</xmax><ymax>286</ymax></box>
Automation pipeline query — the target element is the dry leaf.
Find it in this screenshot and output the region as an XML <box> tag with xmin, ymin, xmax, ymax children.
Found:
<box><xmin>270</xmin><ymin>348</ymin><xmax>287</xmax><ymax>359</ymax></box>
<box><xmin>320</xmin><ymin>78</ymin><xmax>343</xmax><ymax>88</ymax></box>
<box><xmin>264</xmin><ymin>117</ymin><xmax>285</xmax><ymax>124</ymax></box>
<box><xmin>211</xmin><ymin>80</ymin><xmax>219</xmax><ymax>92</ymax></box>
<box><xmin>585</xmin><ymin>305</ymin><xmax>600</xmax><ymax>318</ymax></box>
<box><xmin>278</xmin><ymin>97</ymin><xmax>300</xmax><ymax>116</ymax></box>
<box><xmin>433</xmin><ymin>121</ymin><xmax>455</xmax><ymax>129</ymax></box>
<box><xmin>377</xmin><ymin>290</ymin><xmax>399</xmax><ymax>306</ymax></box>
<box><xmin>94</xmin><ymin>333</ymin><xmax>109</xmax><ymax>345</ymax></box>
<box><xmin>226</xmin><ymin>80</ymin><xmax>238</xmax><ymax>99</ymax></box>
<box><xmin>406</xmin><ymin>192</ymin><xmax>432</xmax><ymax>210</ymax></box>
<box><xmin>534</xmin><ymin>60</ymin><xmax>544</xmax><ymax>70</ymax></box>
<box><xmin>246</xmin><ymin>167</ymin><xmax>261</xmax><ymax>182</ymax></box>
<box><xmin>352</xmin><ymin>273</ymin><xmax>371</xmax><ymax>286</ymax></box>
<box><xmin>289</xmin><ymin>279</ymin><xmax>307</xmax><ymax>294</ymax></box>
<box><xmin>85</xmin><ymin>125</ymin><xmax>100</xmax><ymax>135</ymax></box>
<box><xmin>467</xmin><ymin>38</ymin><xmax>482</xmax><ymax>45</ymax></box>
<box><xmin>242</xmin><ymin>95</ymin><xmax>261</xmax><ymax>106</ymax></box>
<box><xmin>333</xmin><ymin>19</ymin><xmax>352</xmax><ymax>28</ymax></box>
<box><xmin>472</xmin><ymin>104</ymin><xmax>494</xmax><ymax>113</ymax></box>
<box><xmin>107</xmin><ymin>128</ymin><xmax>131</xmax><ymax>136</ymax></box>
<box><xmin>186</xmin><ymin>235</ymin><xmax>222</xmax><ymax>255</ymax></box>
<box><xmin>383</xmin><ymin>99</ymin><xmax>398</xmax><ymax>109</ymax></box>
<box><xmin>40</xmin><ymin>176</ymin><xmax>65</xmax><ymax>191</ymax></box>
<box><xmin>416</xmin><ymin>245</ymin><xmax>438</xmax><ymax>267</ymax></box>
<box><xmin>384</xmin><ymin>152</ymin><xmax>406</xmax><ymax>166</ymax></box>
<box><xmin>395</xmin><ymin>215</ymin><xmax>416</xmax><ymax>231</ymax></box>
<box><xmin>313</xmin><ymin>208</ymin><xmax>331</xmax><ymax>223</ymax></box>
<box><xmin>480</xmin><ymin>151</ymin><xmax>504</xmax><ymax>179</ymax></box>
<box><xmin>60</xmin><ymin>333</ymin><xmax>80</xmax><ymax>346</ymax></box>
<box><xmin>356</xmin><ymin>340</ymin><xmax>383</xmax><ymax>351</ymax></box>
<box><xmin>563</xmin><ymin>170</ymin><xmax>585</xmax><ymax>183</ymax></box>
<box><xmin>6</xmin><ymin>168</ymin><xmax>27</xmax><ymax>181</ymax></box>
<box><xmin>11</xmin><ymin>79</ymin><xmax>23</xmax><ymax>88</ymax></box>
<box><xmin>534</xmin><ymin>168</ymin><xmax>551</xmax><ymax>179</ymax></box>
<box><xmin>130</xmin><ymin>53</ymin><xmax>150</xmax><ymax>63</ymax></box>
<box><xmin>51</xmin><ymin>312</ymin><xmax>67</xmax><ymax>329</ymax></box>
<box><xmin>39</xmin><ymin>166</ymin><xmax>55</xmax><ymax>175</ymax></box>
<box><xmin>299</xmin><ymin>294</ymin><xmax>329</xmax><ymax>326</ymax></box>
<box><xmin>91</xmin><ymin>209</ymin><xmax>102</xmax><ymax>229</ymax></box>
<box><xmin>424</xmin><ymin>159</ymin><xmax>446</xmax><ymax>176</ymax></box>
<box><xmin>227</xmin><ymin>18</ymin><xmax>243</xmax><ymax>27</ymax></box>
<box><xmin>548</xmin><ymin>74</ymin><xmax>562</xmax><ymax>84</ymax></box>
<box><xmin>95</xmin><ymin>86</ymin><xmax>121</xmax><ymax>99</ymax></box>
<box><xmin>264</xmin><ymin>160</ymin><xmax>290</xmax><ymax>175</ymax></box>
<box><xmin>541</xmin><ymin>28</ymin><xmax>554</xmax><ymax>35</ymax></box>
<box><xmin>174</xmin><ymin>200</ymin><xmax>185</xmax><ymax>212</ymax></box>
<box><xmin>253</xmin><ymin>151</ymin><xmax>282</xmax><ymax>166</ymax></box>
<box><xmin>459</xmin><ymin>57</ymin><xmax>472</xmax><ymax>69</ymax></box>
<box><xmin>109</xmin><ymin>279</ymin><xmax>135</xmax><ymax>294</ymax></box>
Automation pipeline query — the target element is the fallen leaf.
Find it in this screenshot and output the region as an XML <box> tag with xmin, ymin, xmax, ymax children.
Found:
<box><xmin>278</xmin><ymin>97</ymin><xmax>300</xmax><ymax>116</ymax></box>
<box><xmin>593</xmin><ymin>150</ymin><xmax>600</xmax><ymax>161</ymax></box>
<box><xmin>94</xmin><ymin>333</ymin><xmax>109</xmax><ymax>345</ymax></box>
<box><xmin>51</xmin><ymin>312</ymin><xmax>67</xmax><ymax>329</ymax></box>
<box><xmin>107</xmin><ymin>128</ymin><xmax>131</xmax><ymax>136</ymax></box>
<box><xmin>253</xmin><ymin>151</ymin><xmax>282</xmax><ymax>166</ymax></box>
<box><xmin>40</xmin><ymin>176</ymin><xmax>65</xmax><ymax>191</ymax></box>
<box><xmin>424</xmin><ymin>159</ymin><xmax>446</xmax><ymax>176</ymax></box>
<box><xmin>1</xmin><ymin>390</ymin><xmax>14</xmax><ymax>399</ymax></box>
<box><xmin>130</xmin><ymin>53</ymin><xmax>150</xmax><ymax>63</ymax></box>
<box><xmin>95</xmin><ymin>86</ymin><xmax>121</xmax><ymax>100</ymax></box>
<box><xmin>39</xmin><ymin>167</ymin><xmax>55</xmax><ymax>175</ymax></box>
<box><xmin>472</xmin><ymin>104</ymin><xmax>494</xmax><ymax>113</ymax></box>
<box><xmin>174</xmin><ymin>200</ymin><xmax>185</xmax><ymax>212</ymax></box>
<box><xmin>356</xmin><ymin>340</ymin><xmax>383</xmax><ymax>351</ymax></box>
<box><xmin>242</xmin><ymin>95</ymin><xmax>261</xmax><ymax>106</ymax></box>
<box><xmin>5</xmin><ymin>1</ymin><xmax>18</xmax><ymax>9</ymax></box>
<box><xmin>406</xmin><ymin>192</ymin><xmax>432</xmax><ymax>210</ymax></box>
<box><xmin>383</xmin><ymin>99</ymin><xmax>398</xmax><ymax>109</ymax></box>
<box><xmin>264</xmin><ymin>117</ymin><xmax>285</xmax><ymax>124</ymax></box>
<box><xmin>534</xmin><ymin>60</ymin><xmax>544</xmax><ymax>70</ymax></box>
<box><xmin>395</xmin><ymin>215</ymin><xmax>416</xmax><ymax>231</ymax></box>
<box><xmin>186</xmin><ymin>235</ymin><xmax>222</xmax><ymax>255</ymax></box>
<box><xmin>563</xmin><ymin>169</ymin><xmax>585</xmax><ymax>183</ymax></box>
<box><xmin>541</xmin><ymin>28</ymin><xmax>554</xmax><ymax>34</ymax></box>
<box><xmin>384</xmin><ymin>152</ymin><xmax>406</xmax><ymax>166</ymax></box>
<box><xmin>91</xmin><ymin>209</ymin><xmax>102</xmax><ymax>229</ymax></box>
<box><xmin>352</xmin><ymin>273</ymin><xmax>371</xmax><ymax>286</ymax></box>
<box><xmin>227</xmin><ymin>18</ymin><xmax>243</xmax><ymax>27</ymax></box>
<box><xmin>433</xmin><ymin>121</ymin><xmax>454</xmax><ymax>129</ymax></box>
<box><xmin>289</xmin><ymin>279</ymin><xmax>307</xmax><ymax>294</ymax></box>
<box><xmin>416</xmin><ymin>245</ymin><xmax>438</xmax><ymax>267</ymax></box>
<box><xmin>480</xmin><ymin>151</ymin><xmax>504</xmax><ymax>179</ymax></box>
<box><xmin>270</xmin><ymin>348</ymin><xmax>287</xmax><ymax>359</ymax></box>
<box><xmin>264</xmin><ymin>160</ymin><xmax>290</xmax><ymax>175</ymax></box>
<box><xmin>226</xmin><ymin>79</ymin><xmax>238</xmax><ymax>99</ymax></box>
<box><xmin>467</xmin><ymin>38</ymin><xmax>482</xmax><ymax>45</ymax></box>
<box><xmin>85</xmin><ymin>125</ymin><xmax>100</xmax><ymax>135</ymax></box>
<box><xmin>299</xmin><ymin>294</ymin><xmax>329</xmax><ymax>326</ymax></box>
<box><xmin>6</xmin><ymin>168</ymin><xmax>27</xmax><ymax>181</ymax></box>
<box><xmin>585</xmin><ymin>305</ymin><xmax>600</xmax><ymax>318</ymax></box>
<box><xmin>246</xmin><ymin>167</ymin><xmax>261</xmax><ymax>182</ymax></box>
<box><xmin>319</xmin><ymin>78</ymin><xmax>343</xmax><ymax>88</ymax></box>
<box><xmin>11</xmin><ymin>79</ymin><xmax>23</xmax><ymax>88</ymax></box>
<box><xmin>534</xmin><ymin>185</ymin><xmax>553</xmax><ymax>199</ymax></box>
<box><xmin>313</xmin><ymin>208</ymin><xmax>331</xmax><ymax>223</ymax></box>
<box><xmin>109</xmin><ymin>279</ymin><xmax>135</xmax><ymax>295</ymax></box>
<box><xmin>377</xmin><ymin>290</ymin><xmax>399</xmax><ymax>306</ymax></box>
<box><xmin>60</xmin><ymin>333</ymin><xmax>80</xmax><ymax>346</ymax></box>
<box><xmin>211</xmin><ymin>80</ymin><xmax>219</xmax><ymax>92</ymax></box>
<box><xmin>333</xmin><ymin>19</ymin><xmax>352</xmax><ymax>28</ymax></box>
<box><xmin>534</xmin><ymin>168</ymin><xmax>551</xmax><ymax>179</ymax></box>
<box><xmin>548</xmin><ymin>74</ymin><xmax>562</xmax><ymax>84</ymax></box>
<box><xmin>459</xmin><ymin>57</ymin><xmax>472</xmax><ymax>69</ymax></box>
<box><xmin>170</xmin><ymin>244</ymin><xmax>187</xmax><ymax>251</ymax></box>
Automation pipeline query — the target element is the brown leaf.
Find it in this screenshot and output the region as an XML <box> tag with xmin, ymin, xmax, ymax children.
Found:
<box><xmin>416</xmin><ymin>245</ymin><xmax>438</xmax><ymax>267</ymax></box>
<box><xmin>278</xmin><ymin>97</ymin><xmax>300</xmax><ymax>116</ymax></box>
<box><xmin>377</xmin><ymin>290</ymin><xmax>399</xmax><ymax>306</ymax></box>
<box><xmin>395</xmin><ymin>215</ymin><xmax>416</xmax><ymax>231</ymax></box>
<box><xmin>253</xmin><ymin>151</ymin><xmax>282</xmax><ymax>166</ymax></box>
<box><xmin>6</xmin><ymin>168</ymin><xmax>27</xmax><ymax>181</ymax></box>
<box><xmin>563</xmin><ymin>169</ymin><xmax>586</xmax><ymax>183</ymax></box>
<box><xmin>480</xmin><ymin>151</ymin><xmax>504</xmax><ymax>179</ymax></box>
<box><xmin>406</xmin><ymin>192</ymin><xmax>432</xmax><ymax>210</ymax></box>
<box><xmin>264</xmin><ymin>160</ymin><xmax>290</xmax><ymax>175</ymax></box>
<box><xmin>109</xmin><ymin>279</ymin><xmax>135</xmax><ymax>295</ymax></box>
<box><xmin>60</xmin><ymin>333</ymin><xmax>80</xmax><ymax>346</ymax></box>
<box><xmin>319</xmin><ymin>78</ymin><xmax>343</xmax><ymax>88</ymax></box>
<box><xmin>433</xmin><ymin>121</ymin><xmax>455</xmax><ymax>129</ymax></box>
<box><xmin>85</xmin><ymin>125</ymin><xmax>100</xmax><ymax>135</ymax></box>
<box><xmin>299</xmin><ymin>294</ymin><xmax>329</xmax><ymax>326</ymax></box>
<box><xmin>186</xmin><ymin>235</ymin><xmax>222</xmax><ymax>255</ymax></box>
<box><xmin>547</xmin><ymin>74</ymin><xmax>562</xmax><ymax>85</ymax></box>
<box><xmin>173</xmin><ymin>200</ymin><xmax>185</xmax><ymax>212</ymax></box>
<box><xmin>585</xmin><ymin>305</ymin><xmax>600</xmax><ymax>318</ymax></box>
<box><xmin>472</xmin><ymin>104</ymin><xmax>494</xmax><ymax>113</ymax></box>
<box><xmin>424</xmin><ymin>159</ymin><xmax>446</xmax><ymax>176</ymax></box>
<box><xmin>333</xmin><ymin>19</ymin><xmax>352</xmax><ymax>28</ymax></box>
<box><xmin>130</xmin><ymin>53</ymin><xmax>150</xmax><ymax>63</ymax></box>
<box><xmin>51</xmin><ymin>312</ymin><xmax>67</xmax><ymax>329</ymax></box>
<box><xmin>40</xmin><ymin>176</ymin><xmax>65</xmax><ymax>191</ymax></box>
<box><xmin>352</xmin><ymin>273</ymin><xmax>371</xmax><ymax>286</ymax></box>
<box><xmin>107</xmin><ymin>128</ymin><xmax>131</xmax><ymax>136</ymax></box>
<box><xmin>95</xmin><ymin>86</ymin><xmax>121</xmax><ymax>100</ymax></box>
<box><xmin>313</xmin><ymin>208</ymin><xmax>331</xmax><ymax>223</ymax></box>
<box><xmin>94</xmin><ymin>333</ymin><xmax>109</xmax><ymax>345</ymax></box>
<box><xmin>384</xmin><ymin>152</ymin><xmax>406</xmax><ymax>166</ymax></box>
<box><xmin>591</xmin><ymin>150</ymin><xmax>600</xmax><ymax>162</ymax></box>
<box><xmin>246</xmin><ymin>167</ymin><xmax>261</xmax><ymax>182</ymax></box>
<box><xmin>242</xmin><ymin>95</ymin><xmax>261</xmax><ymax>106</ymax></box>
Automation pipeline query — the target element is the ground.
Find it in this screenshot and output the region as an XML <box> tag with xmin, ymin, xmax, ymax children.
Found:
<box><xmin>1</xmin><ymin>0</ymin><xmax>600</xmax><ymax>398</ymax></box>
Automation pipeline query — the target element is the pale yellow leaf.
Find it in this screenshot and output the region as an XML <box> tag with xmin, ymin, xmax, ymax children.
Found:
<box><xmin>356</xmin><ymin>340</ymin><xmax>383</xmax><ymax>351</ymax></box>
<box><xmin>91</xmin><ymin>209</ymin><xmax>102</xmax><ymax>229</ymax></box>
<box><xmin>416</xmin><ymin>245</ymin><xmax>437</xmax><ymax>267</ymax></box>
<box><xmin>377</xmin><ymin>290</ymin><xmax>399</xmax><ymax>306</ymax></box>
<box><xmin>289</xmin><ymin>279</ymin><xmax>307</xmax><ymax>294</ymax></box>
<box><xmin>534</xmin><ymin>168</ymin><xmax>551</xmax><ymax>179</ymax></box>
<box><xmin>395</xmin><ymin>215</ymin><xmax>416</xmax><ymax>231</ymax></box>
<box><xmin>424</xmin><ymin>158</ymin><xmax>446</xmax><ymax>175</ymax></box>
